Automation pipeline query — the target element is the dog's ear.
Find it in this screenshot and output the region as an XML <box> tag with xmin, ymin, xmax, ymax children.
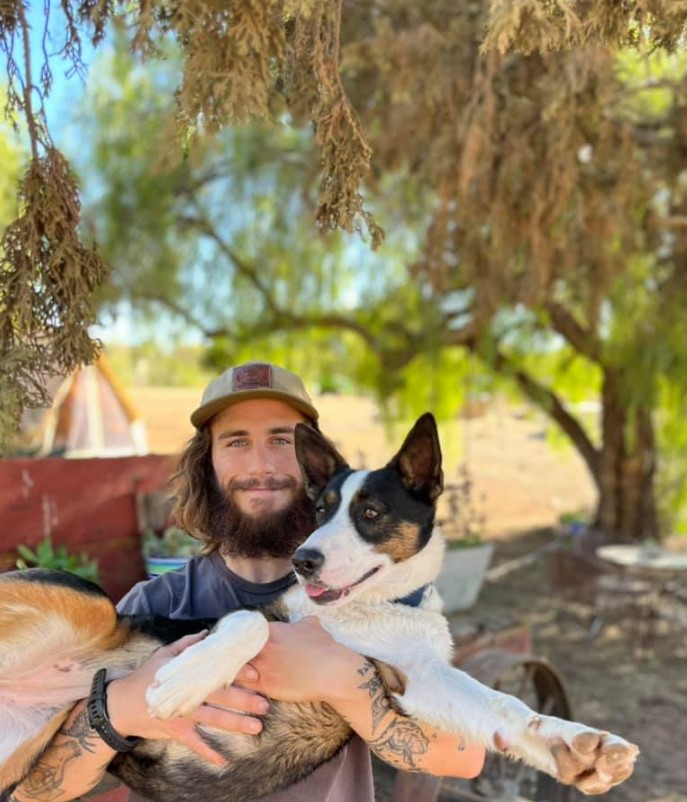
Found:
<box><xmin>387</xmin><ymin>413</ymin><xmax>443</xmax><ymax>501</ymax></box>
<box><xmin>295</xmin><ymin>424</ymin><xmax>349</xmax><ymax>500</ymax></box>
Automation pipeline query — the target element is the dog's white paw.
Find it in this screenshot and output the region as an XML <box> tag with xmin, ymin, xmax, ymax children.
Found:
<box><xmin>146</xmin><ymin>637</ymin><xmax>230</xmax><ymax>718</ymax></box>
<box><xmin>504</xmin><ymin>717</ymin><xmax>639</xmax><ymax>794</ymax></box>
<box><xmin>146</xmin><ymin>610</ymin><xmax>270</xmax><ymax>719</ymax></box>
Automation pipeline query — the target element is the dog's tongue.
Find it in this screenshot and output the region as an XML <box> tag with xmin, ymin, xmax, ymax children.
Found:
<box><xmin>305</xmin><ymin>584</ymin><xmax>328</xmax><ymax>598</ymax></box>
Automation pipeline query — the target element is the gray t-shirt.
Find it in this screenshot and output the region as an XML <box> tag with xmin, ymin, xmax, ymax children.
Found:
<box><xmin>116</xmin><ymin>553</ymin><xmax>375</xmax><ymax>802</ymax></box>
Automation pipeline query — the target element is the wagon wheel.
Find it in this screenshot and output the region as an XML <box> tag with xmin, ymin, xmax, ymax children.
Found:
<box><xmin>442</xmin><ymin>649</ymin><xmax>573</xmax><ymax>802</ymax></box>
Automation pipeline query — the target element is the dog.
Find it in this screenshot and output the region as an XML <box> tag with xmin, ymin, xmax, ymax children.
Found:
<box><xmin>0</xmin><ymin>413</ymin><xmax>638</xmax><ymax>801</ymax></box>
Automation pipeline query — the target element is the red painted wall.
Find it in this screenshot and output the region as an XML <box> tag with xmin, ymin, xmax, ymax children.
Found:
<box><xmin>0</xmin><ymin>455</ymin><xmax>177</xmax><ymax>601</ymax></box>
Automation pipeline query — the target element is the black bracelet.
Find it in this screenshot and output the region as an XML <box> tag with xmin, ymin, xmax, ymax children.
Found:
<box><xmin>86</xmin><ymin>668</ymin><xmax>142</xmax><ymax>753</ymax></box>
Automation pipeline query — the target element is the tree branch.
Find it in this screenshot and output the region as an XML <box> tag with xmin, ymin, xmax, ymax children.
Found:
<box><xmin>136</xmin><ymin>291</ymin><xmax>221</xmax><ymax>338</ymax></box>
<box><xmin>545</xmin><ymin>301</ymin><xmax>603</xmax><ymax>364</ymax></box>
<box><xmin>491</xmin><ymin>347</ymin><xmax>601</xmax><ymax>484</ymax></box>
<box><xmin>178</xmin><ymin>212</ymin><xmax>283</xmax><ymax>317</ymax></box>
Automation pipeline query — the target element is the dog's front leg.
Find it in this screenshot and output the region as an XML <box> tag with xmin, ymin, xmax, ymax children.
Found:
<box><xmin>145</xmin><ymin>610</ymin><xmax>269</xmax><ymax>719</ymax></box>
<box><xmin>395</xmin><ymin>662</ymin><xmax>638</xmax><ymax>795</ymax></box>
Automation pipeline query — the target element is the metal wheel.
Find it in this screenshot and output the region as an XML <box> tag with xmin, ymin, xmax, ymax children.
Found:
<box><xmin>442</xmin><ymin>649</ymin><xmax>573</xmax><ymax>802</ymax></box>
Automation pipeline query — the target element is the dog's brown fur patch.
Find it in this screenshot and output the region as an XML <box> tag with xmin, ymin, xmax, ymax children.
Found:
<box><xmin>0</xmin><ymin>580</ymin><xmax>127</xmax><ymax>660</ymax></box>
<box><xmin>373</xmin><ymin>522</ymin><xmax>422</xmax><ymax>563</ymax></box>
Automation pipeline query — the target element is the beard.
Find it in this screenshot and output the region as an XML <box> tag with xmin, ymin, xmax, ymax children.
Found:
<box><xmin>204</xmin><ymin>476</ymin><xmax>317</xmax><ymax>559</ymax></box>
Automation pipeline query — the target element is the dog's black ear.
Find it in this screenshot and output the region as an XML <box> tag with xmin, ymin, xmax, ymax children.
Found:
<box><xmin>387</xmin><ymin>413</ymin><xmax>443</xmax><ymax>501</ymax></box>
<box><xmin>295</xmin><ymin>424</ymin><xmax>349</xmax><ymax>500</ymax></box>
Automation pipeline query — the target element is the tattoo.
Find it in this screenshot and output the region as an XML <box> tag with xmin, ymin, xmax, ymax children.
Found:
<box><xmin>369</xmin><ymin>718</ymin><xmax>430</xmax><ymax>771</ymax></box>
<box><xmin>357</xmin><ymin>660</ymin><xmax>392</xmax><ymax>729</ymax></box>
<box><xmin>18</xmin><ymin>708</ymin><xmax>101</xmax><ymax>801</ymax></box>
<box><xmin>18</xmin><ymin>741</ymin><xmax>81</xmax><ymax>801</ymax></box>
<box><xmin>60</xmin><ymin>707</ymin><xmax>100</xmax><ymax>754</ymax></box>
<box><xmin>359</xmin><ymin>658</ymin><xmax>430</xmax><ymax>770</ymax></box>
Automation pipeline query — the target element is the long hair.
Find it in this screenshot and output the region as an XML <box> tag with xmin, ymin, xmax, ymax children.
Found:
<box><xmin>169</xmin><ymin>417</ymin><xmax>320</xmax><ymax>554</ymax></box>
<box><xmin>169</xmin><ymin>427</ymin><xmax>218</xmax><ymax>552</ymax></box>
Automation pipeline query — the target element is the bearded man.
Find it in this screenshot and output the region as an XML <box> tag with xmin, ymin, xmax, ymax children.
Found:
<box><xmin>11</xmin><ymin>363</ymin><xmax>484</xmax><ymax>802</ymax></box>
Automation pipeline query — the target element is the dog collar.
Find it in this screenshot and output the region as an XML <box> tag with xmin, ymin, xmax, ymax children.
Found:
<box><xmin>394</xmin><ymin>583</ymin><xmax>431</xmax><ymax>607</ymax></box>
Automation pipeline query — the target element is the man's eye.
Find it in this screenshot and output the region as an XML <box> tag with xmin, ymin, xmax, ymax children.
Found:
<box><xmin>362</xmin><ymin>507</ymin><xmax>379</xmax><ymax>520</ymax></box>
<box><xmin>227</xmin><ymin>439</ymin><xmax>248</xmax><ymax>448</ymax></box>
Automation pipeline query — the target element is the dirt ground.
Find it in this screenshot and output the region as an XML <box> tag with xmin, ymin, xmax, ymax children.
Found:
<box><xmin>129</xmin><ymin>389</ymin><xmax>686</xmax><ymax>802</ymax></box>
<box><xmin>463</xmin><ymin>529</ymin><xmax>687</xmax><ymax>802</ymax></box>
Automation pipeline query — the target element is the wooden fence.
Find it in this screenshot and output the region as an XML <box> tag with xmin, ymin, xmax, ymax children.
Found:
<box><xmin>0</xmin><ymin>454</ymin><xmax>177</xmax><ymax>601</ymax></box>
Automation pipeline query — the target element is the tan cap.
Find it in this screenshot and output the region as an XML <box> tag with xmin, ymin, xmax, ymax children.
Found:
<box><xmin>190</xmin><ymin>362</ymin><xmax>319</xmax><ymax>428</ymax></box>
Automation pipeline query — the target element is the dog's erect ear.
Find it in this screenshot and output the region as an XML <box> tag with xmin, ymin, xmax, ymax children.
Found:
<box><xmin>295</xmin><ymin>424</ymin><xmax>349</xmax><ymax>500</ymax></box>
<box><xmin>387</xmin><ymin>413</ymin><xmax>443</xmax><ymax>501</ymax></box>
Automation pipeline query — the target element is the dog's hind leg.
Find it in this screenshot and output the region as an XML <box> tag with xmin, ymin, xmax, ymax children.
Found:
<box><xmin>0</xmin><ymin>708</ymin><xmax>71</xmax><ymax>797</ymax></box>
<box><xmin>0</xmin><ymin>570</ymin><xmax>137</xmax><ymax>793</ymax></box>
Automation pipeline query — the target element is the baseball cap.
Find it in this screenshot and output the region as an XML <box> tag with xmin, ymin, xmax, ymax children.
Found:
<box><xmin>190</xmin><ymin>362</ymin><xmax>319</xmax><ymax>428</ymax></box>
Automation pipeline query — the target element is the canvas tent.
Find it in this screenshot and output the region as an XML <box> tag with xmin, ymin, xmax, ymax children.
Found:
<box><xmin>18</xmin><ymin>355</ymin><xmax>148</xmax><ymax>457</ymax></box>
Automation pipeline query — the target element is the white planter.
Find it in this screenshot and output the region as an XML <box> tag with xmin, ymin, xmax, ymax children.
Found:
<box><xmin>435</xmin><ymin>542</ymin><xmax>494</xmax><ymax>613</ymax></box>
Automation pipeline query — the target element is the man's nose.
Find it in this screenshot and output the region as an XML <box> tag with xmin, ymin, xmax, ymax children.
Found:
<box><xmin>248</xmin><ymin>442</ymin><xmax>275</xmax><ymax>473</ymax></box>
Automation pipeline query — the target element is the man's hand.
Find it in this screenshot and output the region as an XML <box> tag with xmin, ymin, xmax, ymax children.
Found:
<box><xmin>107</xmin><ymin>632</ymin><xmax>269</xmax><ymax>765</ymax></box>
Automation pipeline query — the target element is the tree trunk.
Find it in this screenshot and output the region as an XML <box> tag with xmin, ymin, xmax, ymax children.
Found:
<box><xmin>595</xmin><ymin>372</ymin><xmax>660</xmax><ymax>541</ymax></box>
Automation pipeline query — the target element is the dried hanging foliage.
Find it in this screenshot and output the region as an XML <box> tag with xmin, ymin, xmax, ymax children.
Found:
<box><xmin>484</xmin><ymin>0</ymin><xmax>687</xmax><ymax>54</ymax></box>
<box><xmin>0</xmin><ymin>149</ymin><xmax>109</xmax><ymax>450</ymax></box>
<box><xmin>2</xmin><ymin>0</ymin><xmax>687</xmax><ymax>445</ymax></box>
<box><xmin>124</xmin><ymin>0</ymin><xmax>379</xmax><ymax>244</ymax></box>
<box><xmin>341</xmin><ymin>2</ymin><xmax>674</xmax><ymax>336</ymax></box>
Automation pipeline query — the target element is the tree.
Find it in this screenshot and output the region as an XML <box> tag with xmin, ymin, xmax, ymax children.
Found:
<box><xmin>3</xmin><ymin>1</ymin><xmax>687</xmax><ymax>542</ymax></box>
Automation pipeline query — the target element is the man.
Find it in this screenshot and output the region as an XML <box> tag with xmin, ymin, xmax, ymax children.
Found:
<box><xmin>11</xmin><ymin>362</ymin><xmax>485</xmax><ymax>802</ymax></box>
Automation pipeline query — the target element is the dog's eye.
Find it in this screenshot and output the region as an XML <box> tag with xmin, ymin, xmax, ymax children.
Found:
<box><xmin>315</xmin><ymin>504</ymin><xmax>326</xmax><ymax>517</ymax></box>
<box><xmin>362</xmin><ymin>507</ymin><xmax>379</xmax><ymax>520</ymax></box>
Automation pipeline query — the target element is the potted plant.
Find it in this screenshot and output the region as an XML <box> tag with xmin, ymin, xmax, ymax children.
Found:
<box><xmin>142</xmin><ymin>526</ymin><xmax>201</xmax><ymax>578</ymax></box>
<box><xmin>435</xmin><ymin>465</ymin><xmax>493</xmax><ymax>613</ymax></box>
<box><xmin>16</xmin><ymin>536</ymin><xmax>100</xmax><ymax>584</ymax></box>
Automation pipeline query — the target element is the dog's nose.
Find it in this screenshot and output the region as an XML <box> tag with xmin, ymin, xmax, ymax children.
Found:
<box><xmin>292</xmin><ymin>548</ymin><xmax>325</xmax><ymax>579</ymax></box>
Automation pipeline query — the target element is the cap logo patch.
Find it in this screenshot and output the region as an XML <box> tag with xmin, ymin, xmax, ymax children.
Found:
<box><xmin>232</xmin><ymin>363</ymin><xmax>272</xmax><ymax>391</ymax></box>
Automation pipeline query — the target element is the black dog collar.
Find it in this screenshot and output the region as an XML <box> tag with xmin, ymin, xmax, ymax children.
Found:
<box><xmin>86</xmin><ymin>668</ymin><xmax>142</xmax><ymax>752</ymax></box>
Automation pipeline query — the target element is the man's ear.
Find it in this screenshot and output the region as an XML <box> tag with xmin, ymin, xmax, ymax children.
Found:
<box><xmin>295</xmin><ymin>424</ymin><xmax>349</xmax><ymax>500</ymax></box>
<box><xmin>387</xmin><ymin>413</ymin><xmax>443</xmax><ymax>501</ymax></box>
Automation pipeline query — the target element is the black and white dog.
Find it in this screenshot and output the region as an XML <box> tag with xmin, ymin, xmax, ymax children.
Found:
<box><xmin>0</xmin><ymin>414</ymin><xmax>638</xmax><ymax>801</ymax></box>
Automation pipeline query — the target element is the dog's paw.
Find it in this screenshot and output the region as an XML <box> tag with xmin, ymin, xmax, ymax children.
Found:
<box><xmin>549</xmin><ymin>729</ymin><xmax>639</xmax><ymax>795</ymax></box>
<box><xmin>146</xmin><ymin>610</ymin><xmax>270</xmax><ymax>719</ymax></box>
<box><xmin>146</xmin><ymin>637</ymin><xmax>230</xmax><ymax>718</ymax></box>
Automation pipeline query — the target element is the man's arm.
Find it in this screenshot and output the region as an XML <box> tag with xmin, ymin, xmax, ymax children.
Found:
<box><xmin>9</xmin><ymin>702</ymin><xmax>113</xmax><ymax>802</ymax></box>
<box><xmin>11</xmin><ymin>633</ymin><xmax>270</xmax><ymax>802</ymax></box>
<box><xmin>246</xmin><ymin>618</ymin><xmax>486</xmax><ymax>778</ymax></box>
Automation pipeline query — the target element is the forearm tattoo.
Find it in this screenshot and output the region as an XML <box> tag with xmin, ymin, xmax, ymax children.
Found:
<box><xmin>16</xmin><ymin>707</ymin><xmax>106</xmax><ymax>801</ymax></box>
<box><xmin>369</xmin><ymin>718</ymin><xmax>430</xmax><ymax>771</ymax></box>
<box><xmin>357</xmin><ymin>660</ymin><xmax>430</xmax><ymax>771</ymax></box>
<box><xmin>357</xmin><ymin>661</ymin><xmax>392</xmax><ymax>729</ymax></box>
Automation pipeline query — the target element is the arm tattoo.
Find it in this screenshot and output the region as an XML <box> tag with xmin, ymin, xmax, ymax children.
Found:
<box><xmin>60</xmin><ymin>708</ymin><xmax>101</xmax><ymax>755</ymax></box>
<box><xmin>358</xmin><ymin>659</ymin><xmax>430</xmax><ymax>770</ymax></box>
<box><xmin>17</xmin><ymin>707</ymin><xmax>104</xmax><ymax>801</ymax></box>
<box><xmin>368</xmin><ymin>718</ymin><xmax>430</xmax><ymax>771</ymax></box>
<box><xmin>357</xmin><ymin>660</ymin><xmax>392</xmax><ymax>729</ymax></box>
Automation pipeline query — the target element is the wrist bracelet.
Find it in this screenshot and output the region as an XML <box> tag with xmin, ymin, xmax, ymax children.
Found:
<box><xmin>86</xmin><ymin>668</ymin><xmax>142</xmax><ymax>753</ymax></box>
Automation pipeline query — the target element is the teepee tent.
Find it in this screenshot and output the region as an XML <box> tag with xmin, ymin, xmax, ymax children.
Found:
<box><xmin>20</xmin><ymin>354</ymin><xmax>148</xmax><ymax>458</ymax></box>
